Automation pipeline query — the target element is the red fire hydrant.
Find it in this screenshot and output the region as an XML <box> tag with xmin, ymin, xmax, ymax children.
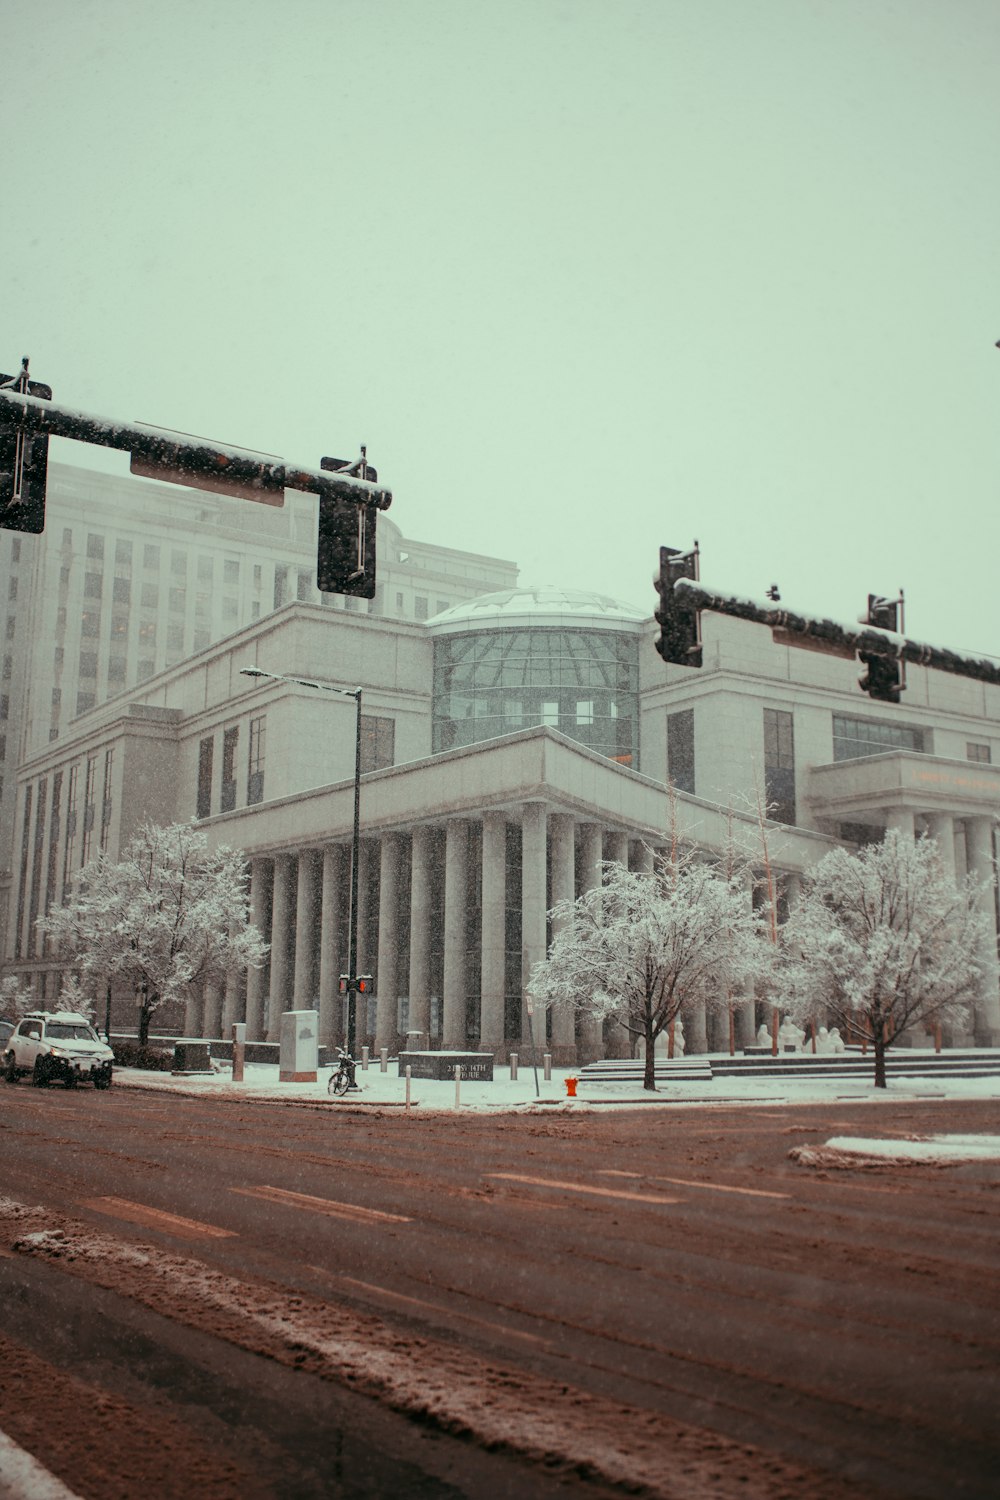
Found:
<box><xmin>565</xmin><ymin>1076</ymin><xmax>578</xmax><ymax>1098</ymax></box>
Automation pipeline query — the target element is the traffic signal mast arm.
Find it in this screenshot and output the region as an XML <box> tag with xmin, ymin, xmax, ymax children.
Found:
<box><xmin>0</xmin><ymin>388</ymin><xmax>392</xmax><ymax>513</ymax></box>
<box><xmin>672</xmin><ymin>577</ymin><xmax>1000</xmax><ymax>689</ymax></box>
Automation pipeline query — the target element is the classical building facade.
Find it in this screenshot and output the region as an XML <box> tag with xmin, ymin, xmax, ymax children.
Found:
<box><xmin>5</xmin><ymin>569</ymin><xmax>999</xmax><ymax>1055</ymax></box>
<box><xmin>0</xmin><ymin>461</ymin><xmax>516</xmax><ymax>945</ymax></box>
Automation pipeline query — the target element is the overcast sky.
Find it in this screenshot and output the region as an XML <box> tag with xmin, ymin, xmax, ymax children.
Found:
<box><xmin>5</xmin><ymin>0</ymin><xmax>998</xmax><ymax>655</ymax></box>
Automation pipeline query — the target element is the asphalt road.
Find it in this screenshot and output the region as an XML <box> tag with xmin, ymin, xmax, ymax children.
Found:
<box><xmin>1</xmin><ymin>1084</ymin><xmax>998</xmax><ymax>1499</ymax></box>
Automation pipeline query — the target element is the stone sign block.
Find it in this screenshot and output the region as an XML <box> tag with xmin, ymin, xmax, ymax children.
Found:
<box><xmin>398</xmin><ymin>1051</ymin><xmax>494</xmax><ymax>1081</ymax></box>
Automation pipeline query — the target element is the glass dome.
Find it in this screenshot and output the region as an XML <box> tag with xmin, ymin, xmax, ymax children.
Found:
<box><xmin>429</xmin><ymin>585</ymin><xmax>645</xmax><ymax>766</ymax></box>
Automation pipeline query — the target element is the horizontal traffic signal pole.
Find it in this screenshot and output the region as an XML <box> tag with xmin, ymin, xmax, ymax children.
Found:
<box><xmin>673</xmin><ymin>576</ymin><xmax>1000</xmax><ymax>689</ymax></box>
<box><xmin>0</xmin><ymin>388</ymin><xmax>393</xmax><ymax>513</ymax></box>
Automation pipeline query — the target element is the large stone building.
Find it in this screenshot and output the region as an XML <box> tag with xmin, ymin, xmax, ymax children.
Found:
<box><xmin>0</xmin><ymin>461</ymin><xmax>517</xmax><ymax>945</ymax></box>
<box><xmin>4</xmin><ymin>490</ymin><xmax>999</xmax><ymax>1056</ymax></box>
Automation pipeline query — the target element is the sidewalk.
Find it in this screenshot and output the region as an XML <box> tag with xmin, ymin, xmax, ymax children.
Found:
<box><xmin>111</xmin><ymin>1056</ymin><xmax>1000</xmax><ymax>1112</ymax></box>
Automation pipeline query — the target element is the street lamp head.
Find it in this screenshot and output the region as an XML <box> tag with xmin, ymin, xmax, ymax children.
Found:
<box><xmin>240</xmin><ymin>666</ymin><xmax>266</xmax><ymax>678</ymax></box>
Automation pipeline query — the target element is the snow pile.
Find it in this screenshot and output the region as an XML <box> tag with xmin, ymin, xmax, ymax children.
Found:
<box><xmin>790</xmin><ymin>1133</ymin><xmax>1000</xmax><ymax>1169</ymax></box>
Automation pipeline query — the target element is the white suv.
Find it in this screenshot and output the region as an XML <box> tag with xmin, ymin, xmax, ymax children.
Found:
<box><xmin>3</xmin><ymin>1011</ymin><xmax>114</xmax><ymax>1089</ymax></box>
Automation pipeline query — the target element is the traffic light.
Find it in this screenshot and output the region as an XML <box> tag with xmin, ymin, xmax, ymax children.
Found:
<box><xmin>339</xmin><ymin>973</ymin><xmax>374</xmax><ymax>993</ymax></box>
<box><xmin>317</xmin><ymin>451</ymin><xmax>378</xmax><ymax>598</ymax></box>
<box><xmin>338</xmin><ymin>975</ymin><xmax>350</xmax><ymax>995</ymax></box>
<box><xmin>654</xmin><ymin>544</ymin><xmax>702</xmax><ymax>667</ymax></box>
<box><xmin>356</xmin><ymin>975</ymin><xmax>373</xmax><ymax>994</ymax></box>
<box><xmin>858</xmin><ymin>593</ymin><xmax>903</xmax><ymax>703</ymax></box>
<box><xmin>0</xmin><ymin>360</ymin><xmax>52</xmax><ymax>534</ymax></box>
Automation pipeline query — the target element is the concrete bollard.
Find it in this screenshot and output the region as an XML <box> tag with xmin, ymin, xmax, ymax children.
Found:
<box><xmin>231</xmin><ymin>1022</ymin><xmax>246</xmax><ymax>1083</ymax></box>
<box><xmin>543</xmin><ymin>1051</ymin><xmax>552</xmax><ymax>1081</ymax></box>
<box><xmin>509</xmin><ymin>1051</ymin><xmax>518</xmax><ymax>1081</ymax></box>
<box><xmin>380</xmin><ymin>1046</ymin><xmax>388</xmax><ymax>1073</ymax></box>
<box><xmin>405</xmin><ymin>1064</ymin><xmax>412</xmax><ymax>1113</ymax></box>
<box><xmin>454</xmin><ymin>1064</ymin><xmax>461</xmax><ymax>1109</ymax></box>
<box><xmin>361</xmin><ymin>1045</ymin><xmax>369</xmax><ymax>1071</ymax></box>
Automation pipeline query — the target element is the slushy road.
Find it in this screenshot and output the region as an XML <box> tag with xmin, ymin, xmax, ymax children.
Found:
<box><xmin>1</xmin><ymin>1086</ymin><xmax>998</xmax><ymax>1499</ymax></box>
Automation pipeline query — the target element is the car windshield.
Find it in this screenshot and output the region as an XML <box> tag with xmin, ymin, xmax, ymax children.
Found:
<box><xmin>46</xmin><ymin>1023</ymin><xmax>97</xmax><ymax>1042</ymax></box>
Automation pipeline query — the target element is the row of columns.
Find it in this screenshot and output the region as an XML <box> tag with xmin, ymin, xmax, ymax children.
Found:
<box><xmin>201</xmin><ymin>813</ymin><xmax>689</xmax><ymax>1060</ymax></box>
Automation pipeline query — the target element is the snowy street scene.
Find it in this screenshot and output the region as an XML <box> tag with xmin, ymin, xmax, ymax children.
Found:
<box><xmin>3</xmin><ymin>1</ymin><xmax>1000</xmax><ymax>1496</ymax></box>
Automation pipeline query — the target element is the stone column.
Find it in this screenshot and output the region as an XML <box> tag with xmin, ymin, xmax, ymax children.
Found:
<box><xmin>182</xmin><ymin>988</ymin><xmax>202</xmax><ymax>1037</ymax></box>
<box><xmin>965</xmin><ymin>817</ymin><xmax>1000</xmax><ymax>1044</ymax></box>
<box><xmin>442</xmin><ymin>820</ymin><xmax>468</xmax><ymax>1049</ymax></box>
<box><xmin>292</xmin><ymin>850</ymin><xmax>320</xmax><ymax>1009</ymax></box>
<box><xmin>549</xmin><ymin>814</ymin><xmax>577</xmax><ymax>1063</ymax></box>
<box><xmin>885</xmin><ymin>807</ymin><xmax>916</xmax><ymax>839</ymax></box>
<box><xmin>480</xmin><ymin>813</ymin><xmax>507</xmax><ymax>1053</ymax></box>
<box><xmin>628</xmin><ymin>839</ymin><xmax>653</xmax><ymax>873</ymax></box>
<box><xmin>267</xmin><ymin>853</ymin><xmax>295</xmax><ymax>1042</ymax></box>
<box><xmin>355</xmin><ymin>841</ymin><xmax>373</xmax><ymax>1041</ymax></box>
<box><xmin>577</xmin><ymin>822</ymin><xmax>604</xmax><ymax>1061</ymax></box>
<box><xmin>376</xmin><ymin>834</ymin><xmax>403</xmax><ymax>1048</ymax></box>
<box><xmin>521</xmin><ymin>804</ymin><xmax>547</xmax><ymax>1049</ymax></box>
<box><xmin>604</xmin><ymin>830</ymin><xmax>628</xmax><ymax>868</ymax></box>
<box><xmin>318</xmin><ymin>844</ymin><xmax>343</xmax><ymax>1047</ymax></box>
<box><xmin>245</xmin><ymin>858</ymin><xmax>271</xmax><ymax>1041</ymax></box>
<box><xmin>926</xmin><ymin>812</ymin><xmax>957</xmax><ymax>880</ymax></box>
<box><xmin>202</xmin><ymin>979</ymin><xmax>224</xmax><ymax>1039</ymax></box>
<box><xmin>221</xmin><ymin>959</ymin><xmax>241</xmax><ymax>1033</ymax></box>
<box><xmin>602</xmin><ymin>830</ymin><xmax>631</xmax><ymax>1057</ymax></box>
<box><xmin>408</xmin><ymin>826</ymin><xmax>433</xmax><ymax>1042</ymax></box>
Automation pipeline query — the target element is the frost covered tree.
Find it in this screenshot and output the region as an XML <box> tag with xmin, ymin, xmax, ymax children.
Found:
<box><xmin>39</xmin><ymin>822</ymin><xmax>268</xmax><ymax>1045</ymax></box>
<box><xmin>781</xmin><ymin>830</ymin><xmax>989</xmax><ymax>1088</ymax></box>
<box><xmin>529</xmin><ymin>855</ymin><xmax>771</xmax><ymax>1090</ymax></box>
<box><xmin>0</xmin><ymin>975</ymin><xmax>36</xmax><ymax>1022</ymax></box>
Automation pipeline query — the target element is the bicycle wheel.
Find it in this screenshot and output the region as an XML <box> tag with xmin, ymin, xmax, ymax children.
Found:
<box><xmin>332</xmin><ymin>1069</ymin><xmax>351</xmax><ymax>1097</ymax></box>
<box><xmin>327</xmin><ymin>1069</ymin><xmax>343</xmax><ymax>1097</ymax></box>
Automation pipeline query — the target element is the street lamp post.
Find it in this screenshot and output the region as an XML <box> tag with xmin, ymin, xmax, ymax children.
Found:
<box><xmin>239</xmin><ymin>666</ymin><xmax>363</xmax><ymax>1054</ymax></box>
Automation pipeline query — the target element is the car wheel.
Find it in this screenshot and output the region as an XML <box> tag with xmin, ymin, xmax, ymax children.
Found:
<box><xmin>94</xmin><ymin>1072</ymin><xmax>112</xmax><ymax>1090</ymax></box>
<box><xmin>32</xmin><ymin>1056</ymin><xmax>50</xmax><ymax>1088</ymax></box>
<box><xmin>3</xmin><ymin>1052</ymin><xmax>17</xmax><ymax>1084</ymax></box>
<box><xmin>64</xmin><ymin>1071</ymin><xmax>78</xmax><ymax>1089</ymax></box>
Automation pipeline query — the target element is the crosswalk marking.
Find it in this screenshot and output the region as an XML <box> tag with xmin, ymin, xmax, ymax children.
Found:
<box><xmin>233</xmin><ymin>1184</ymin><xmax>411</xmax><ymax>1224</ymax></box>
<box><xmin>82</xmin><ymin>1196</ymin><xmax>237</xmax><ymax>1239</ymax></box>
<box><xmin>599</xmin><ymin>1169</ymin><xmax>790</xmax><ymax>1200</ymax></box>
<box><xmin>487</xmin><ymin>1173</ymin><xmax>679</xmax><ymax>1205</ymax></box>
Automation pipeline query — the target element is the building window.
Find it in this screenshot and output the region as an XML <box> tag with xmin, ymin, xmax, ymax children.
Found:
<box><xmin>80</xmin><ymin>610</ymin><xmax>100</xmax><ymax>638</ymax></box>
<box><xmin>112</xmin><ymin>576</ymin><xmax>130</xmax><ymax>604</ymax></box>
<box><xmin>832</xmin><ymin>713</ymin><xmax>926</xmax><ymax>762</ymax></box>
<box><xmin>197</xmin><ymin>736</ymin><xmax>214</xmax><ymax>818</ymax></box>
<box><xmin>2</xmin><ymin>654</ymin><xmax>10</xmax><ymax>680</ymax></box>
<box><xmin>86</xmin><ymin>534</ymin><xmax>104</xmax><ymax>559</ymax></box>
<box><xmin>81</xmin><ymin>757</ymin><xmax>96</xmax><ymax>864</ymax></box>
<box><xmin>224</xmin><ymin>559</ymin><xmax>240</xmax><ymax>585</ymax></box>
<box><xmin>166</xmin><ymin>623</ymin><xmax>185</xmax><ymax>655</ymax></box>
<box><xmin>99</xmin><ymin>748</ymin><xmax>114</xmax><ymax>851</ymax></box>
<box><xmin>78</xmin><ymin>652</ymin><xmax>98</xmax><ymax>679</ymax></box>
<box><xmin>247</xmin><ymin>716</ymin><xmax>266</xmax><ymax>804</ymax></box>
<box><xmin>76</xmin><ymin>692</ymin><xmax>95</xmax><ymax>715</ymax></box>
<box><xmin>84</xmin><ymin>572</ymin><xmax>103</xmax><ymax>598</ymax></box>
<box><xmin>168</xmin><ymin>587</ymin><xmax>186</xmax><ymax>614</ymax></box>
<box><xmin>763</xmin><ymin>708</ymin><xmax>795</xmax><ymax>825</ymax></box>
<box><xmin>197</xmin><ymin>555</ymin><xmax>213</xmax><ymax>582</ymax></box>
<box><xmin>8</xmin><ymin>576</ymin><xmax>17</xmax><ymax>601</ymax></box>
<box><xmin>0</xmin><ymin>695</ymin><xmax>8</xmax><ymax>722</ymax></box>
<box><xmin>141</xmin><ymin>582</ymin><xmax>159</xmax><ymax>608</ymax></box>
<box><xmin>115</xmin><ymin>539</ymin><xmax>133</xmax><ymax>566</ymax></box>
<box><xmin>360</xmin><ymin>715</ymin><xmax>395</xmax><ymax>773</ymax></box>
<box><xmin>139</xmin><ymin>620</ymin><xmax>156</xmax><ymax>647</ymax></box>
<box><xmin>108</xmin><ymin>656</ymin><xmax>127</xmax><ymax>684</ymax></box>
<box><xmin>143</xmin><ymin>544</ymin><xmax>159</xmax><ymax>570</ymax></box>
<box><xmin>62</xmin><ymin>763</ymin><xmax>78</xmax><ymax>897</ymax></box>
<box><xmin>221</xmin><ymin>726</ymin><xmax>239</xmax><ymax>812</ymax></box>
<box><xmin>414</xmin><ymin>596</ymin><xmax>429</xmax><ymax>621</ymax></box>
<box><xmin>273</xmin><ymin>567</ymin><xmax>288</xmax><ymax>609</ymax></box>
<box><xmin>667</xmin><ymin>709</ymin><xmax>695</xmax><ymax>794</ymax></box>
<box><xmin>296</xmin><ymin>570</ymin><xmax>313</xmax><ymax>601</ymax></box>
<box><xmin>171</xmin><ymin>550</ymin><xmax>186</xmax><ymax>577</ymax></box>
<box><xmin>967</xmin><ymin>742</ymin><xmax>991</xmax><ymax>764</ymax></box>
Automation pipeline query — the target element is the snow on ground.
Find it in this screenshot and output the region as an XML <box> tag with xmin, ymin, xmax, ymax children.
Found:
<box><xmin>791</xmin><ymin>1133</ymin><xmax>1000</xmax><ymax>1168</ymax></box>
<box><xmin>110</xmin><ymin>1054</ymin><xmax>1000</xmax><ymax>1114</ymax></box>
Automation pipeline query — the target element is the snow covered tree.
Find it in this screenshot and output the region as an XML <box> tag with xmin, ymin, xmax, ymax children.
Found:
<box><xmin>529</xmin><ymin>855</ymin><xmax>772</xmax><ymax>1090</ymax></box>
<box><xmin>0</xmin><ymin>975</ymin><xmax>36</xmax><ymax>1022</ymax></box>
<box><xmin>39</xmin><ymin>822</ymin><xmax>268</xmax><ymax>1045</ymax></box>
<box><xmin>781</xmin><ymin>830</ymin><xmax>989</xmax><ymax>1088</ymax></box>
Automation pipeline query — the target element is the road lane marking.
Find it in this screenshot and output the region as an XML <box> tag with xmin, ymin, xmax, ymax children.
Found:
<box><xmin>82</xmin><ymin>1196</ymin><xmax>237</xmax><ymax>1240</ymax></box>
<box><xmin>233</xmin><ymin>1184</ymin><xmax>411</xmax><ymax>1224</ymax></box>
<box><xmin>487</xmin><ymin>1173</ymin><xmax>679</xmax><ymax>1205</ymax></box>
<box><xmin>599</xmin><ymin>1170</ymin><xmax>790</xmax><ymax>1200</ymax></box>
<box><xmin>314</xmin><ymin>1270</ymin><xmax>551</xmax><ymax>1348</ymax></box>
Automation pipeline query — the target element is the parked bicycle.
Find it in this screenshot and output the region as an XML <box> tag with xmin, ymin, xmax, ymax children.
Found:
<box><xmin>327</xmin><ymin>1046</ymin><xmax>357</xmax><ymax>1097</ymax></box>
